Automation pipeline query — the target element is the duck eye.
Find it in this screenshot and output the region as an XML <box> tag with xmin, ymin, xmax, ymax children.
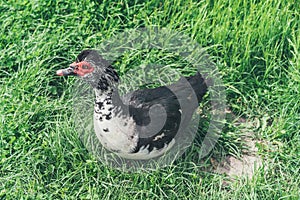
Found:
<box><xmin>82</xmin><ymin>65</ymin><xmax>89</xmax><ymax>69</ymax></box>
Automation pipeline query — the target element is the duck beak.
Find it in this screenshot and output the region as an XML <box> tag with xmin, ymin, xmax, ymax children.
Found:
<box><xmin>56</xmin><ymin>66</ymin><xmax>77</xmax><ymax>76</ymax></box>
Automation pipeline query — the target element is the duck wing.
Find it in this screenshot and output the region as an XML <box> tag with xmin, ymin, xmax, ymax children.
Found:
<box><xmin>123</xmin><ymin>72</ymin><xmax>207</xmax><ymax>152</ymax></box>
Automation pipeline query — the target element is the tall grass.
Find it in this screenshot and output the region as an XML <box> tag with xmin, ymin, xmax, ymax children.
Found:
<box><xmin>0</xmin><ymin>0</ymin><xmax>299</xmax><ymax>199</ymax></box>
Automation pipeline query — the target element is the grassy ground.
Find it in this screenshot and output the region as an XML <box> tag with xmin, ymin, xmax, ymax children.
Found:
<box><xmin>1</xmin><ymin>0</ymin><xmax>299</xmax><ymax>199</ymax></box>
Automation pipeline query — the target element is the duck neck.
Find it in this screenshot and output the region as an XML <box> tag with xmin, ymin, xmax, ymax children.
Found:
<box><xmin>94</xmin><ymin>86</ymin><xmax>123</xmax><ymax>108</ymax></box>
<box><xmin>92</xmin><ymin>68</ymin><xmax>127</xmax><ymax>117</ymax></box>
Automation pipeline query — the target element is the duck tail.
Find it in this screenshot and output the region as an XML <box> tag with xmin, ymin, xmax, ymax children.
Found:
<box><xmin>186</xmin><ymin>72</ymin><xmax>209</xmax><ymax>103</ymax></box>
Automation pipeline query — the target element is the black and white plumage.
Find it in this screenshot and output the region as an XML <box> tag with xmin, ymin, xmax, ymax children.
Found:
<box><xmin>57</xmin><ymin>50</ymin><xmax>208</xmax><ymax>160</ymax></box>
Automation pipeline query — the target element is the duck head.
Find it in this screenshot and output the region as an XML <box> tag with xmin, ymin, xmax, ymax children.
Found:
<box><xmin>56</xmin><ymin>50</ymin><xmax>119</xmax><ymax>90</ymax></box>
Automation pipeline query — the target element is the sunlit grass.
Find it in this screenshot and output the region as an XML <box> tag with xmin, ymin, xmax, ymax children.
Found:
<box><xmin>0</xmin><ymin>0</ymin><xmax>299</xmax><ymax>199</ymax></box>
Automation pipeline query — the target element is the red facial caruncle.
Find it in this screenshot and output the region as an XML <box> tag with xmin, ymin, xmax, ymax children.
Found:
<box><xmin>56</xmin><ymin>61</ymin><xmax>94</xmax><ymax>77</ymax></box>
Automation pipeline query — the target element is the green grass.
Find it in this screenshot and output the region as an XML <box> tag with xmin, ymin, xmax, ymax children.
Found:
<box><xmin>1</xmin><ymin>0</ymin><xmax>299</xmax><ymax>199</ymax></box>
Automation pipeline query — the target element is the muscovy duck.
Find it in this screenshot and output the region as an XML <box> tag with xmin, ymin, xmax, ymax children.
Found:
<box><xmin>57</xmin><ymin>50</ymin><xmax>208</xmax><ymax>160</ymax></box>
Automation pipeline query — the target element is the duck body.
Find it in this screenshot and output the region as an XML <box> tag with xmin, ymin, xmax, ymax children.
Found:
<box><xmin>57</xmin><ymin>50</ymin><xmax>208</xmax><ymax>160</ymax></box>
